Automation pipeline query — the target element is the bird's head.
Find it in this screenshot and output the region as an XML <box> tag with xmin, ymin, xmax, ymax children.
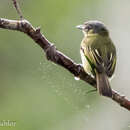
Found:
<box><xmin>76</xmin><ymin>20</ymin><xmax>109</xmax><ymax>36</ymax></box>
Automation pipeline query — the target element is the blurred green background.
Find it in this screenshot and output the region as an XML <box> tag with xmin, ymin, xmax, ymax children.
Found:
<box><xmin>0</xmin><ymin>0</ymin><xmax>130</xmax><ymax>130</ymax></box>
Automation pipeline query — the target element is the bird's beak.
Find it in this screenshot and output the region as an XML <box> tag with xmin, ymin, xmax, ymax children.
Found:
<box><xmin>76</xmin><ymin>25</ymin><xmax>85</xmax><ymax>30</ymax></box>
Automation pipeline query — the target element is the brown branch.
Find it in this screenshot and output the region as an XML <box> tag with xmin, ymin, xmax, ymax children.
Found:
<box><xmin>11</xmin><ymin>0</ymin><xmax>23</xmax><ymax>19</ymax></box>
<box><xmin>0</xmin><ymin>18</ymin><xmax>130</xmax><ymax>111</ymax></box>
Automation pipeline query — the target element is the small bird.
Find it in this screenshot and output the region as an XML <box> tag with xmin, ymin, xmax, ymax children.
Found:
<box><xmin>77</xmin><ymin>21</ymin><xmax>116</xmax><ymax>97</ymax></box>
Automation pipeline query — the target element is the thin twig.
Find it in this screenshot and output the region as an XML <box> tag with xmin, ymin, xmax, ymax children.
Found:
<box><xmin>0</xmin><ymin>18</ymin><xmax>130</xmax><ymax>111</ymax></box>
<box><xmin>11</xmin><ymin>0</ymin><xmax>23</xmax><ymax>19</ymax></box>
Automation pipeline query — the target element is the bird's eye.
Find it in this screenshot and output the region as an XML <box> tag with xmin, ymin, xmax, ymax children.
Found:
<box><xmin>86</xmin><ymin>25</ymin><xmax>92</xmax><ymax>30</ymax></box>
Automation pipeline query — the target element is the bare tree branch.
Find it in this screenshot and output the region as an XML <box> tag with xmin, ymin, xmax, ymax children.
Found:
<box><xmin>11</xmin><ymin>0</ymin><xmax>23</xmax><ymax>19</ymax></box>
<box><xmin>0</xmin><ymin>18</ymin><xmax>130</xmax><ymax>111</ymax></box>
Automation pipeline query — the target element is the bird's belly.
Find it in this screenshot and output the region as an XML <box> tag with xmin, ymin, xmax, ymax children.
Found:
<box><xmin>80</xmin><ymin>50</ymin><xmax>93</xmax><ymax>76</ymax></box>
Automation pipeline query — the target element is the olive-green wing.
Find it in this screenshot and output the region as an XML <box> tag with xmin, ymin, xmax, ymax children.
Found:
<box><xmin>82</xmin><ymin>36</ymin><xmax>116</xmax><ymax>77</ymax></box>
<box><xmin>90</xmin><ymin>43</ymin><xmax>116</xmax><ymax>77</ymax></box>
<box><xmin>105</xmin><ymin>50</ymin><xmax>116</xmax><ymax>77</ymax></box>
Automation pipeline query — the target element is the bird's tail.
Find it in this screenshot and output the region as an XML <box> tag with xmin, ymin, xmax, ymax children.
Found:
<box><xmin>96</xmin><ymin>71</ymin><xmax>112</xmax><ymax>97</ymax></box>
